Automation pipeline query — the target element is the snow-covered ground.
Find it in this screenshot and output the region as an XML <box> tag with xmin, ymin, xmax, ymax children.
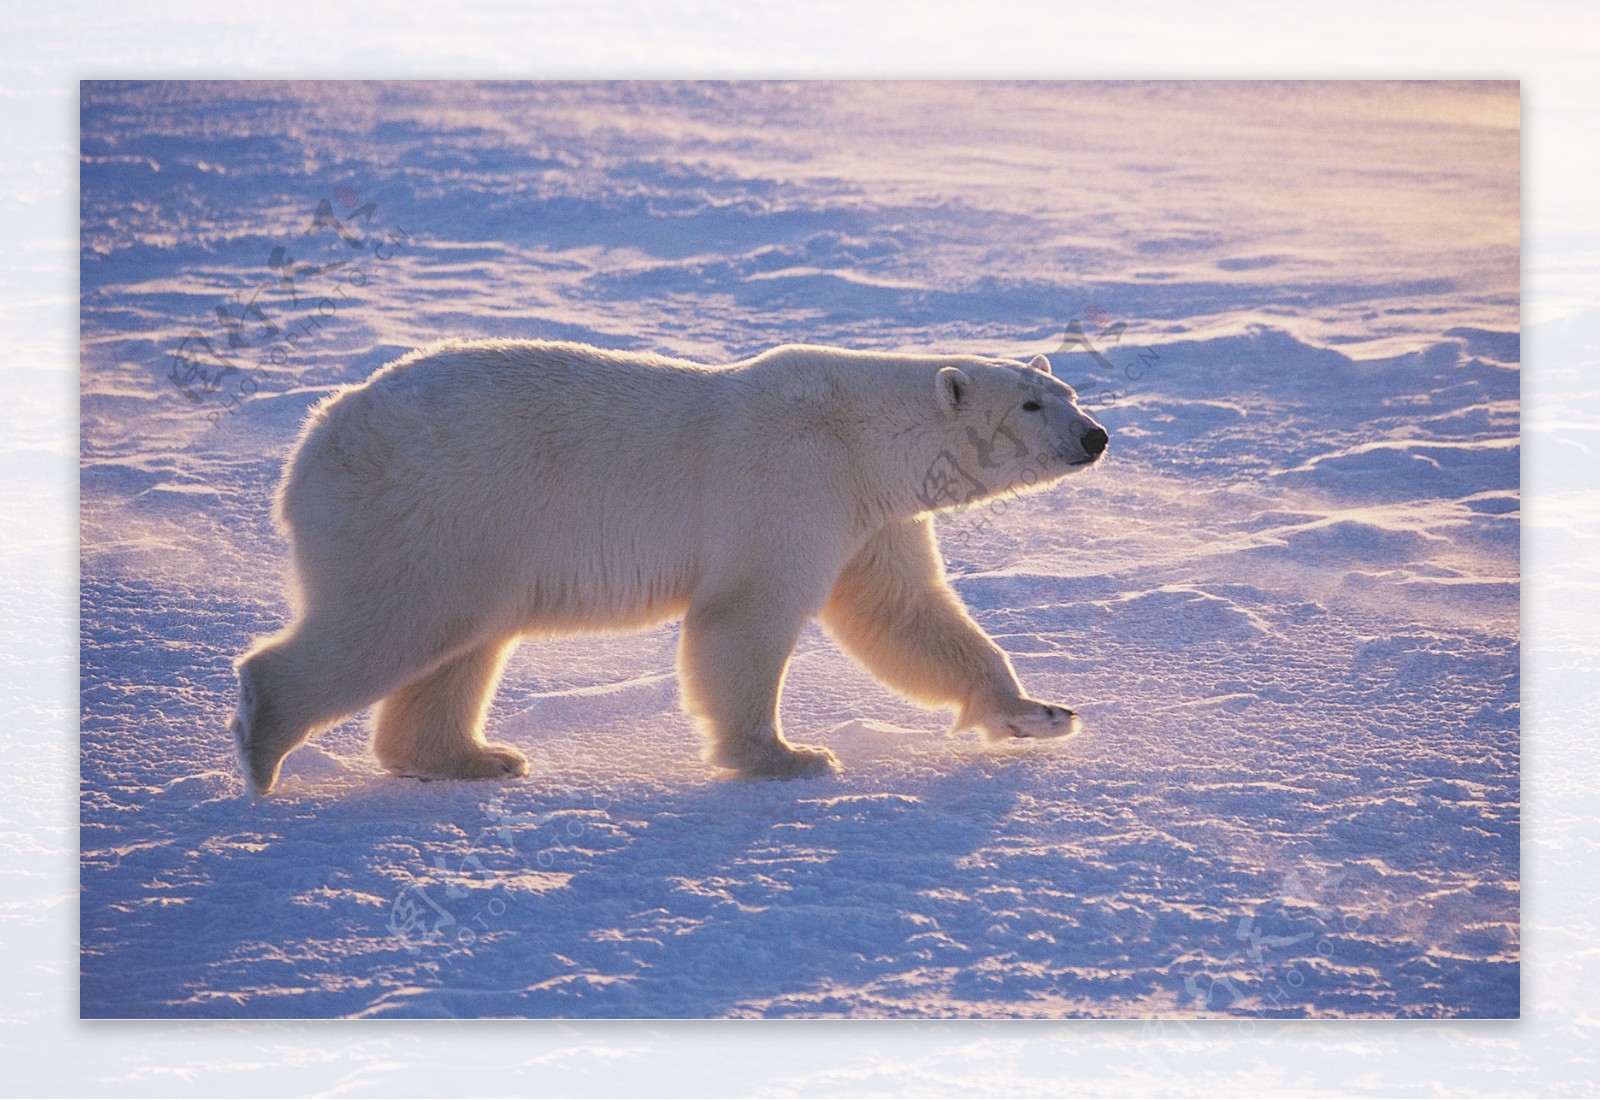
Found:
<box><xmin>77</xmin><ymin>81</ymin><xmax>1520</xmax><ymax>1020</ymax></box>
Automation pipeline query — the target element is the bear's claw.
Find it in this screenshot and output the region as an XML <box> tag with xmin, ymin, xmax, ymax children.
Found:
<box><xmin>976</xmin><ymin>699</ymin><xmax>1083</xmax><ymax>743</ymax></box>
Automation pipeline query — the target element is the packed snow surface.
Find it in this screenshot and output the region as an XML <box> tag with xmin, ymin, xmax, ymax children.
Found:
<box><xmin>78</xmin><ymin>81</ymin><xmax>1519</xmax><ymax>1019</ymax></box>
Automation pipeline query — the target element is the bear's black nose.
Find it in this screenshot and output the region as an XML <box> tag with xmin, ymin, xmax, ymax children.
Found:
<box><xmin>1080</xmin><ymin>426</ymin><xmax>1108</xmax><ymax>456</ymax></box>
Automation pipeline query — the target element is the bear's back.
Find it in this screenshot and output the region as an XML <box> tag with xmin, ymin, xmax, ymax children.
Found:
<box><xmin>299</xmin><ymin>340</ymin><xmax>735</xmax><ymax>486</ymax></box>
<box><xmin>280</xmin><ymin>340</ymin><xmax>753</xmax><ymax>632</ymax></box>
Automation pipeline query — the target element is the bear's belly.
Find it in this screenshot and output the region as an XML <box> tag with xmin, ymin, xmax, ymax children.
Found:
<box><xmin>502</xmin><ymin>543</ymin><xmax>698</xmax><ymax>636</ymax></box>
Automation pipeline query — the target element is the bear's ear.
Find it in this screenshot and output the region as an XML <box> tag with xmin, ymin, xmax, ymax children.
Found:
<box><xmin>1027</xmin><ymin>354</ymin><xmax>1053</xmax><ymax>375</ymax></box>
<box><xmin>936</xmin><ymin>366</ymin><xmax>970</xmax><ymax>411</ymax></box>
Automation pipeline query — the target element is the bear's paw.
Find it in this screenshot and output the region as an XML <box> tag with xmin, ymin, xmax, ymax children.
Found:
<box><xmin>385</xmin><ymin>741</ymin><xmax>530</xmax><ymax>783</ymax></box>
<box><xmin>975</xmin><ymin>699</ymin><xmax>1083</xmax><ymax>744</ymax></box>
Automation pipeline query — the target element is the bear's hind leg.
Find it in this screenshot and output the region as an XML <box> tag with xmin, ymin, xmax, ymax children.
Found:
<box><xmin>372</xmin><ymin>639</ymin><xmax>529</xmax><ymax>782</ymax></box>
<box><xmin>679</xmin><ymin>594</ymin><xmax>839</xmax><ymax>779</ymax></box>
<box><xmin>233</xmin><ymin>643</ymin><xmax>308</xmax><ymax>797</ymax></box>
<box><xmin>234</xmin><ymin>626</ymin><xmax>399</xmax><ymax>796</ymax></box>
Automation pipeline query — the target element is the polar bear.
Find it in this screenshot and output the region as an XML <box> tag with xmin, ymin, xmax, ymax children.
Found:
<box><xmin>233</xmin><ymin>340</ymin><xmax>1107</xmax><ymax>795</ymax></box>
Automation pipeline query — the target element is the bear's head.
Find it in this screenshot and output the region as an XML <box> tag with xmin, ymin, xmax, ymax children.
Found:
<box><xmin>912</xmin><ymin>352</ymin><xmax>1106</xmax><ymax>514</ymax></box>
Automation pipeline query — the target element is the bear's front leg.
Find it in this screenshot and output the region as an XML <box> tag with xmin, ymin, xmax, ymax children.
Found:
<box><xmin>820</xmin><ymin>518</ymin><xmax>1086</xmax><ymax>747</ymax></box>
<box><xmin>678</xmin><ymin>590</ymin><xmax>840</xmax><ymax>780</ymax></box>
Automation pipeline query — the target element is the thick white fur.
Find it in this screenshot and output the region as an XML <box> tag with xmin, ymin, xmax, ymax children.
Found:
<box><xmin>233</xmin><ymin>340</ymin><xmax>1107</xmax><ymax>795</ymax></box>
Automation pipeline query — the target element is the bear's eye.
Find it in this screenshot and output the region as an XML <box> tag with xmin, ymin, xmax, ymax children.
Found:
<box><xmin>1022</xmin><ymin>400</ymin><xmax>1042</xmax><ymax>412</ymax></box>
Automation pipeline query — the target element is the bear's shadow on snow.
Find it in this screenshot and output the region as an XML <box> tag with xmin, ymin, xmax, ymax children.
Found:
<box><xmin>309</xmin><ymin>751</ymin><xmax>1317</xmax><ymax>1020</ymax></box>
<box><xmin>456</xmin><ymin>766</ymin><xmax>1033</xmax><ymax>1018</ymax></box>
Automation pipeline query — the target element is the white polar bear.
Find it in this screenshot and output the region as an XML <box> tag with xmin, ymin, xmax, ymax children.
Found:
<box><xmin>233</xmin><ymin>340</ymin><xmax>1108</xmax><ymax>795</ymax></box>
